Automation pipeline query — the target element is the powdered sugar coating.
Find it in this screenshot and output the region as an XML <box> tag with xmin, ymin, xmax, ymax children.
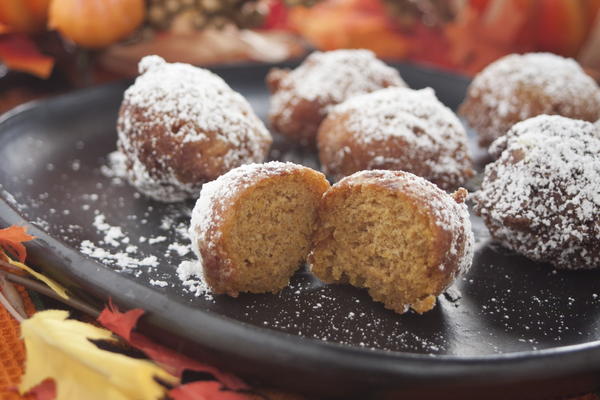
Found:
<box><xmin>267</xmin><ymin>49</ymin><xmax>406</xmax><ymax>142</ymax></box>
<box><xmin>490</xmin><ymin>114</ymin><xmax>600</xmax><ymax>159</ymax></box>
<box><xmin>473</xmin><ymin>115</ymin><xmax>600</xmax><ymax>269</ymax></box>
<box><xmin>460</xmin><ymin>52</ymin><xmax>600</xmax><ymax>147</ymax></box>
<box><xmin>273</xmin><ymin>50</ymin><xmax>405</xmax><ymax>104</ymax></box>
<box><xmin>117</xmin><ymin>55</ymin><xmax>272</xmax><ymax>202</ymax></box>
<box><xmin>189</xmin><ymin>161</ymin><xmax>325</xmax><ymax>274</ymax></box>
<box><xmin>317</xmin><ymin>87</ymin><xmax>473</xmax><ymax>189</ymax></box>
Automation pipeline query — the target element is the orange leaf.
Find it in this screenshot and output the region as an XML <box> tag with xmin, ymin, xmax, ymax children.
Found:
<box><xmin>98</xmin><ymin>299</ymin><xmax>144</xmax><ymax>341</ymax></box>
<box><xmin>0</xmin><ymin>225</ymin><xmax>35</xmax><ymax>263</ymax></box>
<box><xmin>169</xmin><ymin>382</ymin><xmax>252</xmax><ymax>400</ymax></box>
<box><xmin>98</xmin><ymin>302</ymin><xmax>248</xmax><ymax>391</ymax></box>
<box><xmin>0</xmin><ymin>34</ymin><xmax>54</xmax><ymax>79</ymax></box>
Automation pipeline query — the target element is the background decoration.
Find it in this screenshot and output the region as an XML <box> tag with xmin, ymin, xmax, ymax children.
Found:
<box><xmin>0</xmin><ymin>222</ymin><xmax>271</xmax><ymax>400</ymax></box>
<box><xmin>19</xmin><ymin>310</ymin><xmax>178</xmax><ymax>400</ymax></box>
<box><xmin>48</xmin><ymin>0</ymin><xmax>146</xmax><ymax>48</ymax></box>
<box><xmin>1</xmin><ymin>0</ymin><xmax>600</xmax><ymax>84</ymax></box>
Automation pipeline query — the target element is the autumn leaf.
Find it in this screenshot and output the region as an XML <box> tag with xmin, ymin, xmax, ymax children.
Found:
<box><xmin>7</xmin><ymin>258</ymin><xmax>69</xmax><ymax>299</ymax></box>
<box><xmin>98</xmin><ymin>302</ymin><xmax>248</xmax><ymax>390</ymax></box>
<box><xmin>169</xmin><ymin>382</ymin><xmax>252</xmax><ymax>400</ymax></box>
<box><xmin>0</xmin><ymin>225</ymin><xmax>35</xmax><ymax>263</ymax></box>
<box><xmin>19</xmin><ymin>310</ymin><xmax>178</xmax><ymax>400</ymax></box>
<box><xmin>0</xmin><ymin>34</ymin><xmax>54</xmax><ymax>78</ymax></box>
<box><xmin>27</xmin><ymin>379</ymin><xmax>56</xmax><ymax>400</ymax></box>
<box><xmin>97</xmin><ymin>299</ymin><xmax>144</xmax><ymax>341</ymax></box>
<box><xmin>0</xmin><ymin>225</ymin><xmax>69</xmax><ymax>299</ymax></box>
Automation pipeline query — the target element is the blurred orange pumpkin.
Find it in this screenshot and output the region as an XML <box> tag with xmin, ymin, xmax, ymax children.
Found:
<box><xmin>0</xmin><ymin>0</ymin><xmax>50</xmax><ymax>34</ymax></box>
<box><xmin>535</xmin><ymin>0</ymin><xmax>600</xmax><ymax>57</ymax></box>
<box><xmin>445</xmin><ymin>0</ymin><xmax>600</xmax><ymax>73</ymax></box>
<box><xmin>289</xmin><ymin>0</ymin><xmax>409</xmax><ymax>60</ymax></box>
<box><xmin>48</xmin><ymin>0</ymin><xmax>145</xmax><ymax>48</ymax></box>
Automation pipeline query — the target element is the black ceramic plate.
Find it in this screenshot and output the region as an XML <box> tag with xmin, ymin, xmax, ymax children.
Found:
<box><xmin>1</xmin><ymin>62</ymin><xmax>599</xmax><ymax>399</ymax></box>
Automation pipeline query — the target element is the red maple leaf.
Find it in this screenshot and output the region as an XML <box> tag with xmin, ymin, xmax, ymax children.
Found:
<box><xmin>170</xmin><ymin>381</ymin><xmax>252</xmax><ymax>400</ymax></box>
<box><xmin>0</xmin><ymin>225</ymin><xmax>35</xmax><ymax>263</ymax></box>
<box><xmin>0</xmin><ymin>34</ymin><xmax>54</xmax><ymax>79</ymax></box>
<box><xmin>98</xmin><ymin>301</ymin><xmax>248</xmax><ymax>391</ymax></box>
<box><xmin>27</xmin><ymin>379</ymin><xmax>56</xmax><ymax>400</ymax></box>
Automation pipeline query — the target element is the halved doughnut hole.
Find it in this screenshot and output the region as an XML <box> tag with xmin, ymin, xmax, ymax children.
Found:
<box><xmin>223</xmin><ymin>175</ymin><xmax>325</xmax><ymax>294</ymax></box>
<box><xmin>310</xmin><ymin>187</ymin><xmax>442</xmax><ymax>313</ymax></box>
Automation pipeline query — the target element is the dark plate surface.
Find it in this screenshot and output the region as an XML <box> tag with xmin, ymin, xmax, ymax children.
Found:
<box><xmin>1</xmin><ymin>62</ymin><xmax>600</xmax><ymax>399</ymax></box>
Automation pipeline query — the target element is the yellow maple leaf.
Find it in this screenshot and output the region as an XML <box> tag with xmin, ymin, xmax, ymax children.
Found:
<box><xmin>19</xmin><ymin>310</ymin><xmax>178</xmax><ymax>400</ymax></box>
<box><xmin>8</xmin><ymin>258</ymin><xmax>69</xmax><ymax>299</ymax></box>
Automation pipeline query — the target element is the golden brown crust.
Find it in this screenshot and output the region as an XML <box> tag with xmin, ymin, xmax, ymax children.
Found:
<box><xmin>317</xmin><ymin>87</ymin><xmax>474</xmax><ymax>190</ymax></box>
<box><xmin>266</xmin><ymin>50</ymin><xmax>406</xmax><ymax>145</ymax></box>
<box><xmin>458</xmin><ymin>83</ymin><xmax>600</xmax><ymax>147</ymax></box>
<box><xmin>118</xmin><ymin>103</ymin><xmax>271</xmax><ymax>187</ymax></box>
<box><xmin>472</xmin><ymin>115</ymin><xmax>600</xmax><ymax>270</ymax></box>
<box><xmin>117</xmin><ymin>56</ymin><xmax>272</xmax><ymax>202</ymax></box>
<box><xmin>265</xmin><ymin>68</ymin><xmax>289</xmax><ymax>93</ymax></box>
<box><xmin>266</xmin><ymin>76</ymin><xmax>327</xmax><ymax>144</ymax></box>
<box><xmin>459</xmin><ymin>53</ymin><xmax>600</xmax><ymax>148</ymax></box>
<box><xmin>309</xmin><ymin>170</ymin><xmax>473</xmax><ymax>314</ymax></box>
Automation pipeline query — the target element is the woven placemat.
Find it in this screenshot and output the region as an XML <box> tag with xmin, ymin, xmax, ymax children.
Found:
<box><xmin>0</xmin><ymin>285</ymin><xmax>35</xmax><ymax>400</ymax></box>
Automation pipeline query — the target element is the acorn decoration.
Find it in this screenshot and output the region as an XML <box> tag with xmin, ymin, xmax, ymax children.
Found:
<box><xmin>381</xmin><ymin>0</ymin><xmax>459</xmax><ymax>29</ymax></box>
<box><xmin>283</xmin><ymin>0</ymin><xmax>322</xmax><ymax>6</ymax></box>
<box><xmin>147</xmin><ymin>0</ymin><xmax>270</xmax><ymax>31</ymax></box>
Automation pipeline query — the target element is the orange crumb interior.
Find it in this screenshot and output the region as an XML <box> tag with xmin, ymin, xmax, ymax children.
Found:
<box><xmin>223</xmin><ymin>173</ymin><xmax>328</xmax><ymax>294</ymax></box>
<box><xmin>310</xmin><ymin>187</ymin><xmax>441</xmax><ymax>313</ymax></box>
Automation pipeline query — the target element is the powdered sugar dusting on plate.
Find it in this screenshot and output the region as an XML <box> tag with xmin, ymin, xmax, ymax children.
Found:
<box><xmin>78</xmin><ymin>201</ymin><xmax>213</xmax><ymax>297</ymax></box>
<box><xmin>80</xmin><ymin>238</ymin><xmax>158</xmax><ymax>269</ymax></box>
<box><xmin>92</xmin><ymin>214</ymin><xmax>124</xmax><ymax>247</ymax></box>
<box><xmin>177</xmin><ymin>260</ymin><xmax>212</xmax><ymax>299</ymax></box>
